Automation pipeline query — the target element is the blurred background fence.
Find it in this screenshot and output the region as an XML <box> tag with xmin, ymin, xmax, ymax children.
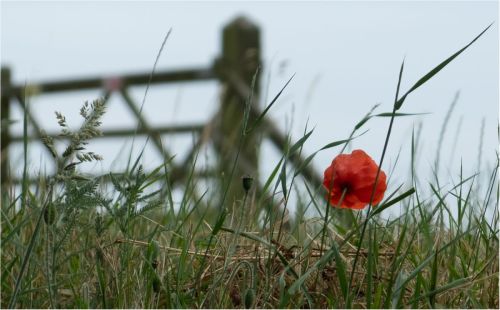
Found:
<box><xmin>0</xmin><ymin>16</ymin><xmax>323</xmax><ymax>207</ymax></box>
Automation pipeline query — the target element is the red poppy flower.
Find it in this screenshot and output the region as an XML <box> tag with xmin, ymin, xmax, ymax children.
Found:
<box><xmin>323</xmin><ymin>149</ymin><xmax>387</xmax><ymax>210</ymax></box>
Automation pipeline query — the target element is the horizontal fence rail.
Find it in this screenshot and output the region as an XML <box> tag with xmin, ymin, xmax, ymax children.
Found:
<box><xmin>9</xmin><ymin>124</ymin><xmax>204</xmax><ymax>143</ymax></box>
<box><xmin>3</xmin><ymin>67</ymin><xmax>217</xmax><ymax>98</ymax></box>
<box><xmin>1</xmin><ymin>16</ymin><xmax>326</xmax><ymax>211</ymax></box>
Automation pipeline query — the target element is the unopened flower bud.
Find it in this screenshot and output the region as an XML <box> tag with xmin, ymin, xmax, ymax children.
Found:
<box><xmin>242</xmin><ymin>175</ymin><xmax>253</xmax><ymax>193</ymax></box>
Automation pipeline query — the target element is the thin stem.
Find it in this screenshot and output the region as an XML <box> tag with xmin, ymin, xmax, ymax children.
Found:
<box><xmin>346</xmin><ymin>60</ymin><xmax>405</xmax><ymax>306</ymax></box>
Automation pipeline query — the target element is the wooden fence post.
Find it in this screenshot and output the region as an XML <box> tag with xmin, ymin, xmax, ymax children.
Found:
<box><xmin>1</xmin><ymin>67</ymin><xmax>11</xmax><ymax>187</ymax></box>
<box><xmin>216</xmin><ymin>16</ymin><xmax>261</xmax><ymax>208</ymax></box>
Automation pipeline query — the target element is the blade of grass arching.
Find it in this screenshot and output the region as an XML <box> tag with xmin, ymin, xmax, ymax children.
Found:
<box><xmin>125</xmin><ymin>30</ymin><xmax>171</xmax><ymax>171</ymax></box>
<box><xmin>351</xmin><ymin>103</ymin><xmax>380</xmax><ymax>132</ymax></box>
<box><xmin>374</xmin><ymin>111</ymin><xmax>430</xmax><ymax>117</ymax></box>
<box><xmin>294</xmin><ymin>135</ymin><xmax>363</xmax><ymax>178</ymax></box>
<box><xmin>288</xmin><ymin>128</ymin><xmax>314</xmax><ymax>155</ymax></box>
<box><xmin>395</xmin><ymin>23</ymin><xmax>492</xmax><ymax>110</ymax></box>
<box><xmin>377</xmin><ymin>183</ymin><xmax>405</xmax><ymax>208</ymax></box>
<box><xmin>292</xmin><ymin>152</ymin><xmax>320</xmax><ymax>178</ymax></box>
<box><xmin>261</xmin><ymin>157</ymin><xmax>284</xmax><ymax>196</ymax></box>
<box><xmin>369</xmin><ymin>187</ymin><xmax>415</xmax><ymax>219</ymax></box>
<box><xmin>245</xmin><ymin>74</ymin><xmax>295</xmax><ymax>134</ymax></box>
<box><xmin>323</xmin><ymin>130</ymin><xmax>369</xmax><ymax>152</ymax></box>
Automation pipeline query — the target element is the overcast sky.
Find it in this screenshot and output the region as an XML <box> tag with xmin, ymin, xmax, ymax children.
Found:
<box><xmin>2</xmin><ymin>1</ymin><xmax>498</xmax><ymax>203</ymax></box>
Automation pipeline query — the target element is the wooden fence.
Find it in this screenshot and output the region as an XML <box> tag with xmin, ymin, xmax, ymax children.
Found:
<box><xmin>0</xmin><ymin>16</ymin><xmax>323</xmax><ymax>206</ymax></box>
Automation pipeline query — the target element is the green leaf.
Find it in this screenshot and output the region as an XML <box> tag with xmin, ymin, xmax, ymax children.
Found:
<box><xmin>288</xmin><ymin>249</ymin><xmax>335</xmax><ymax>294</ymax></box>
<box><xmin>289</xmin><ymin>128</ymin><xmax>314</xmax><ymax>155</ymax></box>
<box><xmin>261</xmin><ymin>157</ymin><xmax>284</xmax><ymax>195</ymax></box>
<box><xmin>396</xmin><ymin>23</ymin><xmax>493</xmax><ymax>110</ymax></box>
<box><xmin>279</xmin><ymin>159</ymin><xmax>288</xmax><ymax>199</ymax></box>
<box><xmin>293</xmin><ymin>135</ymin><xmax>363</xmax><ymax>178</ymax></box>
<box><xmin>391</xmin><ymin>271</ymin><xmax>407</xmax><ymax>308</ymax></box>
<box><xmin>370</xmin><ymin>187</ymin><xmax>415</xmax><ymax>218</ymax></box>
<box><xmin>320</xmin><ymin>136</ymin><xmax>365</xmax><ymax>151</ymax></box>
<box><xmin>407</xmin><ymin>277</ymin><xmax>470</xmax><ymax>305</ymax></box>
<box><xmin>392</xmin><ymin>225</ymin><xmax>475</xmax><ymax>295</ymax></box>
<box><xmin>212</xmin><ymin>209</ymin><xmax>227</xmax><ymax>236</ymax></box>
<box><xmin>375</xmin><ymin>112</ymin><xmax>429</xmax><ymax>117</ymax></box>
<box><xmin>246</xmin><ymin>74</ymin><xmax>295</xmax><ymax>133</ymax></box>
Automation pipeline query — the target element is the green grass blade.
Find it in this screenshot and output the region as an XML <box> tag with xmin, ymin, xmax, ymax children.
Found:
<box><xmin>396</xmin><ymin>23</ymin><xmax>493</xmax><ymax>109</ymax></box>
<box><xmin>289</xmin><ymin>128</ymin><xmax>314</xmax><ymax>155</ymax></box>
<box><xmin>246</xmin><ymin>74</ymin><xmax>295</xmax><ymax>133</ymax></box>
<box><xmin>370</xmin><ymin>187</ymin><xmax>415</xmax><ymax>218</ymax></box>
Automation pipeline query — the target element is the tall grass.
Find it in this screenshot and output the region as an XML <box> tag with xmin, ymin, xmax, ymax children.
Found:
<box><xmin>1</xmin><ymin>24</ymin><xmax>498</xmax><ymax>309</ymax></box>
